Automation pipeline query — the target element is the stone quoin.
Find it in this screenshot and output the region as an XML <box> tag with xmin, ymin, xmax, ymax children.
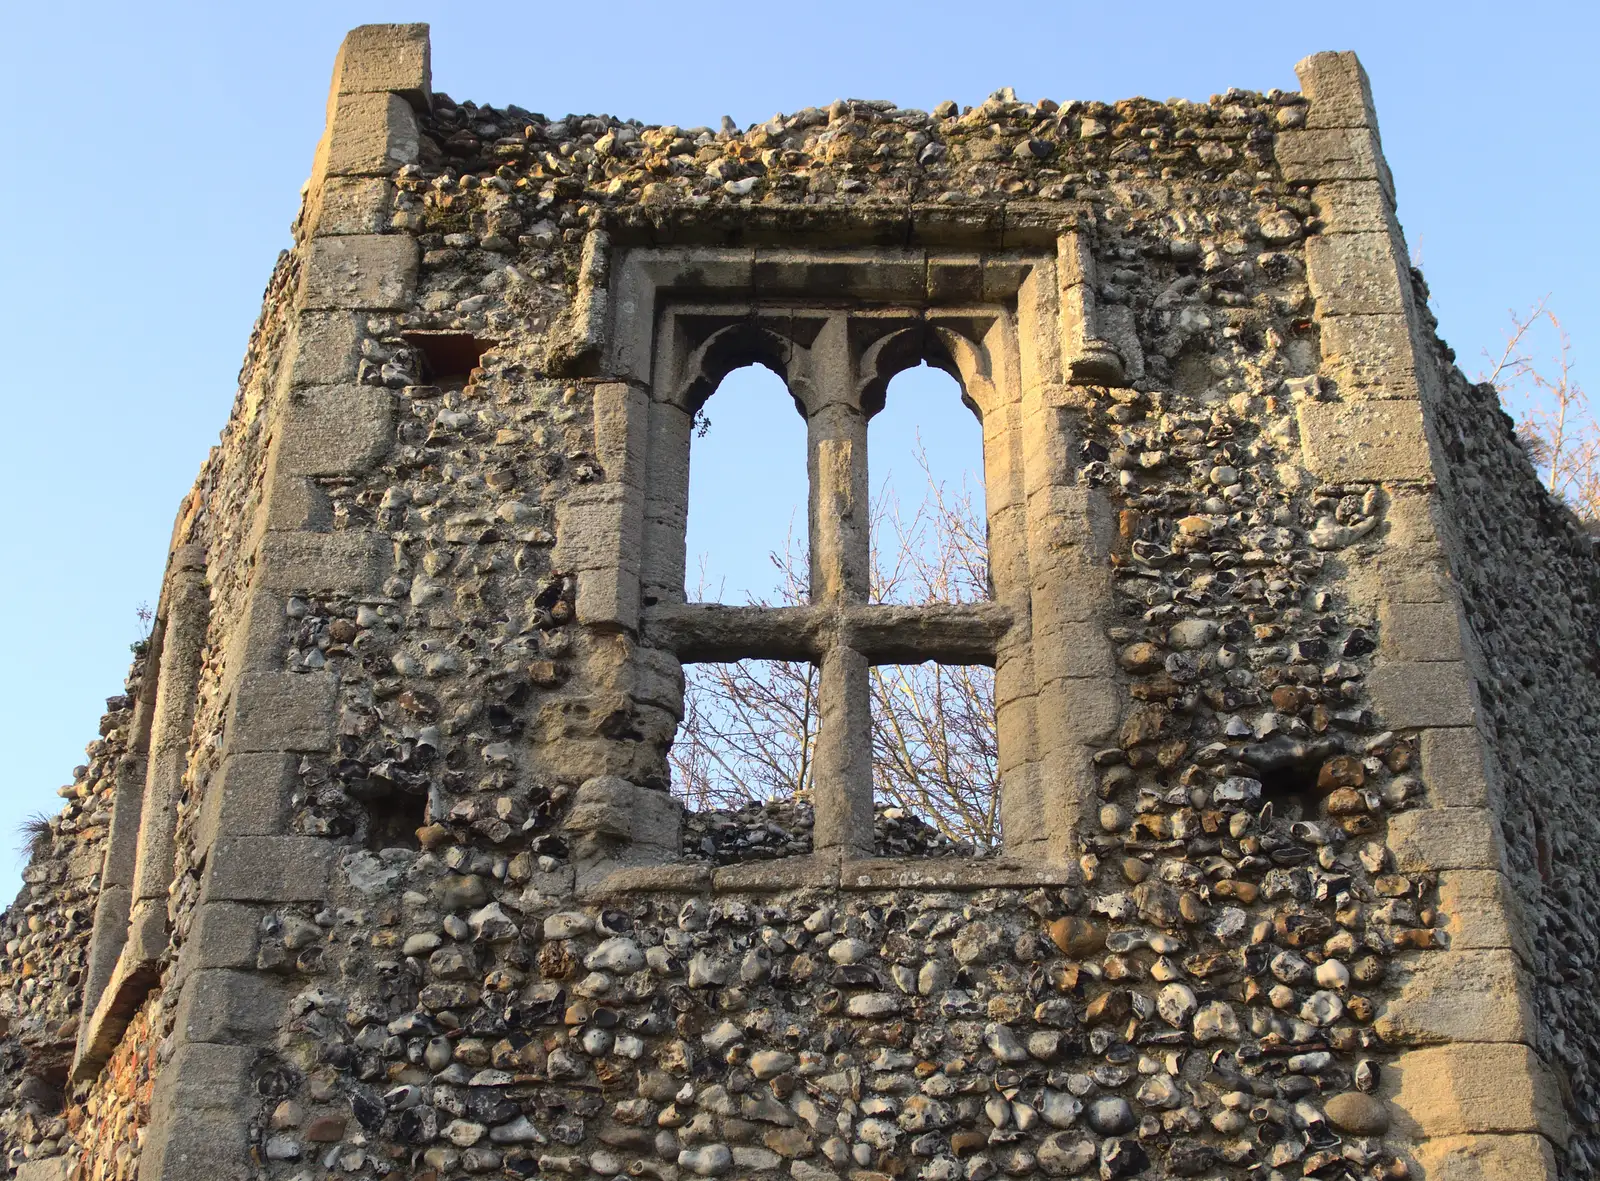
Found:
<box><xmin>0</xmin><ymin>22</ymin><xmax>1592</xmax><ymax>1181</ymax></box>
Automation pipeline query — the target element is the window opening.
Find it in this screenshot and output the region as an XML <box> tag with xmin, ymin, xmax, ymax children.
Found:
<box><xmin>867</xmin><ymin>364</ymin><xmax>989</xmax><ymax>605</ymax></box>
<box><xmin>643</xmin><ymin>286</ymin><xmax>1029</xmax><ymax>864</ymax></box>
<box><xmin>683</xmin><ymin>364</ymin><xmax>808</xmax><ymax>605</ymax></box>
<box><xmin>871</xmin><ymin>661</ymin><xmax>998</xmax><ymax>857</ymax></box>
<box><xmin>672</xmin><ymin>364</ymin><xmax>814</xmax><ymax>837</ymax></box>
<box><xmin>362</xmin><ymin>788</ymin><xmax>427</xmax><ymax>852</ymax></box>
<box><xmin>864</xmin><ymin>365</ymin><xmax>997</xmax><ymax>853</ymax></box>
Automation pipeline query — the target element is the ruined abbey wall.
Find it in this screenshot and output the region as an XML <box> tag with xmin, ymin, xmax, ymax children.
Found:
<box><xmin>1</xmin><ymin>24</ymin><xmax>1593</xmax><ymax>1181</ymax></box>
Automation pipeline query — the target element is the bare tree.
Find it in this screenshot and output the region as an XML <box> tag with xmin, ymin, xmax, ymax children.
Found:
<box><xmin>670</xmin><ymin>534</ymin><xmax>820</xmax><ymax>811</ymax></box>
<box><xmin>670</xmin><ymin>448</ymin><xmax>1000</xmax><ymax>850</ymax></box>
<box><xmin>1485</xmin><ymin>298</ymin><xmax>1599</xmax><ymax>520</ymax></box>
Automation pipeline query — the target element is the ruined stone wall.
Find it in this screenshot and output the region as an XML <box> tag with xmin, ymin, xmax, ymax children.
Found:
<box><xmin>0</xmin><ymin>662</ymin><xmax>145</xmax><ymax>1172</ymax></box>
<box><xmin>0</xmin><ymin>23</ymin><xmax>1582</xmax><ymax>1181</ymax></box>
<box><xmin>1413</xmin><ymin>297</ymin><xmax>1600</xmax><ymax>1177</ymax></box>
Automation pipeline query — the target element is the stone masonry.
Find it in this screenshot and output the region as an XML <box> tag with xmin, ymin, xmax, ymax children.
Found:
<box><xmin>0</xmin><ymin>23</ymin><xmax>1592</xmax><ymax>1181</ymax></box>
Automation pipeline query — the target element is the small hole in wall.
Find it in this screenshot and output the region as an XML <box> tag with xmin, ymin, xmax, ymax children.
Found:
<box><xmin>364</xmin><ymin>790</ymin><xmax>427</xmax><ymax>851</ymax></box>
<box><xmin>1255</xmin><ymin>767</ymin><xmax>1320</xmax><ymax>816</ymax></box>
<box><xmin>402</xmin><ymin>332</ymin><xmax>497</xmax><ymax>387</ymax></box>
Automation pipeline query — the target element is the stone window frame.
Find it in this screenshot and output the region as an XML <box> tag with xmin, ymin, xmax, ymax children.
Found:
<box><xmin>571</xmin><ymin>209</ymin><xmax>1131</xmax><ymax>869</ymax></box>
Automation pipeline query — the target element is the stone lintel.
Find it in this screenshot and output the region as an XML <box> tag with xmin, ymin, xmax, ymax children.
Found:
<box><xmin>840</xmin><ymin>857</ymin><xmax>1080</xmax><ymax>890</ymax></box>
<box><xmin>584</xmin><ymin>855</ymin><xmax>1090</xmax><ymax>896</ymax></box>
<box><xmin>72</xmin><ymin>921</ymin><xmax>164</xmax><ymax>1081</ymax></box>
<box><xmin>640</xmin><ymin>601</ymin><xmax>1009</xmax><ymax>665</ymax></box>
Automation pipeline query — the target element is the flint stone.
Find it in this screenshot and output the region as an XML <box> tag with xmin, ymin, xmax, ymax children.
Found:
<box><xmin>677</xmin><ymin>1144</ymin><xmax>731</xmax><ymax>1175</ymax></box>
<box><xmin>1036</xmin><ymin>1133</ymin><xmax>1096</xmax><ymax>1176</ymax></box>
<box><xmin>1085</xmin><ymin>1096</ymin><xmax>1134</xmax><ymax>1134</ymax></box>
<box><xmin>1325</xmin><ymin>1091</ymin><xmax>1390</xmax><ymax>1135</ymax></box>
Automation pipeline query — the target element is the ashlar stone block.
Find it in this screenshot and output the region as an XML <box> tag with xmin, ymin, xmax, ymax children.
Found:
<box><xmin>1374</xmin><ymin>947</ymin><xmax>1534</xmax><ymax>1046</ymax></box>
<box><xmin>1387</xmin><ymin>807</ymin><xmax>1504</xmax><ymax>874</ymax></box>
<box><xmin>224</xmin><ymin>672</ymin><xmax>336</xmax><ymax>755</ymax></box>
<box><xmin>193</xmin><ymin>751</ymin><xmax>296</xmax><ymax>856</ymax></box>
<box><xmin>302</xmin><ymin>234</ymin><xmax>418</xmax><ymax>311</ymax></box>
<box><xmin>329</xmin><ymin>23</ymin><xmax>431</xmax><ymax>109</ymax></box>
<box><xmin>1314</xmin><ymin>312</ymin><xmax>1421</xmax><ymax>399</ymax></box>
<box><xmin>178</xmin><ymin>903</ymin><xmax>263</xmax><ymax>975</ymax></box>
<box><xmin>1380</xmin><ymin>599</ymin><xmax>1465</xmax><ymax>662</ymax></box>
<box><xmin>566</xmin><ymin>777</ymin><xmax>685</xmax><ymax>891</ymax></box>
<box><xmin>1305</xmin><ymin>231</ymin><xmax>1410</xmax><ymax>317</ymax></box>
<box><xmin>286</xmin><ymin>311</ymin><xmax>363</xmax><ymax>389</ymax></box>
<box><xmin>324</xmin><ymin>92</ymin><xmax>418</xmax><ymax>178</ymax></box>
<box><xmin>1275</xmin><ymin>126</ymin><xmax>1394</xmax><ymax>200</ymax></box>
<box><xmin>1437</xmin><ymin>870</ymin><xmax>1532</xmax><ymax>963</ymax></box>
<box><xmin>201</xmin><ymin>836</ymin><xmax>334</xmax><ymax>904</ymax></box>
<box><xmin>1296</xmin><ymin>398</ymin><xmax>1434</xmax><ymax>483</ymax></box>
<box><xmin>1295</xmin><ymin>50</ymin><xmax>1378</xmax><ymax>131</ymax></box>
<box><xmin>173</xmin><ymin>969</ymin><xmax>289</xmax><ymax>1045</ymax></box>
<box><xmin>1310</xmin><ymin>180</ymin><xmax>1391</xmax><ymax>233</ymax></box>
<box><xmin>1385</xmin><ymin>1042</ymin><xmax>1567</xmax><ymax>1144</ymax></box>
<box><xmin>257</xmin><ymin>531</ymin><xmax>393</xmax><ymax>592</ymax></box>
<box><xmin>141</xmin><ymin>1041</ymin><xmax>257</xmax><ymax>1181</ymax></box>
<box><xmin>308</xmin><ymin>177</ymin><xmax>391</xmax><ymax>237</ymax></box>
<box><xmin>138</xmin><ymin>1108</ymin><xmax>253</xmax><ymax>1181</ymax></box>
<box><xmin>1421</xmin><ymin>726</ymin><xmax>1500</xmax><ymax>809</ymax></box>
<box><xmin>274</xmin><ymin>385</ymin><xmax>394</xmax><ymax>478</ymax></box>
<box><xmin>1412</xmin><ymin>1133</ymin><xmax>1557</xmax><ymax>1181</ymax></box>
<box><xmin>1368</xmin><ymin>661</ymin><xmax>1477</xmax><ymax>729</ymax></box>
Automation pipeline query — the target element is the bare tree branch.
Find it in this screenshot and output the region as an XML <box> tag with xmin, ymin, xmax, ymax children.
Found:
<box><xmin>1484</xmin><ymin>300</ymin><xmax>1596</xmax><ymax>522</ymax></box>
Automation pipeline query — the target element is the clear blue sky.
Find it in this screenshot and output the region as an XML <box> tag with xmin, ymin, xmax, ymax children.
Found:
<box><xmin>2</xmin><ymin>0</ymin><xmax>1593</xmax><ymax>897</ymax></box>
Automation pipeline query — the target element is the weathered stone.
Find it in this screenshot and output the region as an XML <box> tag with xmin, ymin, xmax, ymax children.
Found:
<box><xmin>302</xmin><ymin>234</ymin><xmax>418</xmax><ymax>311</ymax></box>
<box><xmin>1296</xmin><ymin>399</ymin><xmax>1433</xmax><ymax>483</ymax></box>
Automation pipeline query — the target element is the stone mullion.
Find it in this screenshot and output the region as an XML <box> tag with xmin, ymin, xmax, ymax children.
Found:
<box><xmin>812</xmin><ymin>642</ymin><xmax>874</xmax><ymax>855</ymax></box>
<box><xmin>803</xmin><ymin>313</ymin><xmax>875</xmax><ymax>854</ymax></box>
